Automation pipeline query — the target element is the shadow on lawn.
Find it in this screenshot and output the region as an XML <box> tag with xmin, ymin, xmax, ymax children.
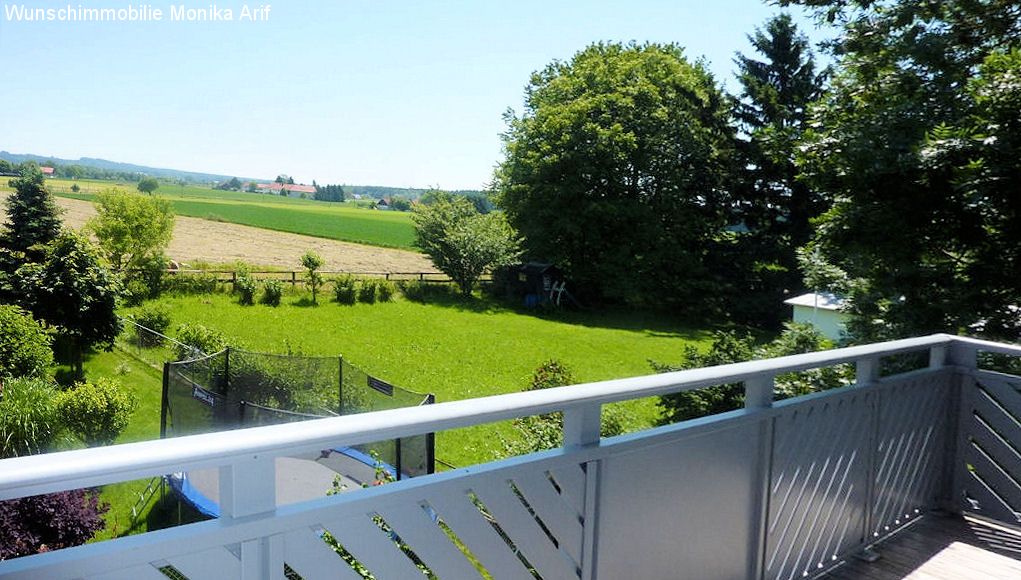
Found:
<box><xmin>405</xmin><ymin>287</ymin><xmax>719</xmax><ymax>341</ymax></box>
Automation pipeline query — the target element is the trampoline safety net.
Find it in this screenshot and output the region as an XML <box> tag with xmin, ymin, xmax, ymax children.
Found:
<box><xmin>162</xmin><ymin>348</ymin><xmax>435</xmax><ymax>479</ymax></box>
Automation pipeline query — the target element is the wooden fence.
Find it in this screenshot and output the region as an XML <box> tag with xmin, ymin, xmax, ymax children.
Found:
<box><xmin>166</xmin><ymin>269</ymin><xmax>491</xmax><ymax>285</ymax></box>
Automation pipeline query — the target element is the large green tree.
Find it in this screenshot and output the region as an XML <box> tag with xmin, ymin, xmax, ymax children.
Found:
<box><xmin>1</xmin><ymin>166</ymin><xmax>62</xmax><ymax>261</ymax></box>
<box><xmin>785</xmin><ymin>0</ymin><xmax>1021</xmax><ymax>340</ymax></box>
<box><xmin>17</xmin><ymin>232</ymin><xmax>120</xmax><ymax>377</ymax></box>
<box><xmin>88</xmin><ymin>190</ymin><xmax>174</xmax><ymax>273</ymax></box>
<box><xmin>413</xmin><ymin>194</ymin><xmax>520</xmax><ymax>296</ymax></box>
<box><xmin>725</xmin><ymin>14</ymin><xmax>827</xmax><ymax>324</ymax></box>
<box><xmin>136</xmin><ymin>176</ymin><xmax>159</xmax><ymax>194</ymax></box>
<box><xmin>495</xmin><ymin>42</ymin><xmax>735</xmax><ymax>309</ymax></box>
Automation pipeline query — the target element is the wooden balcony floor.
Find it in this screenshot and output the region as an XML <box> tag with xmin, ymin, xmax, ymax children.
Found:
<box><xmin>820</xmin><ymin>514</ymin><xmax>1021</xmax><ymax>579</ymax></box>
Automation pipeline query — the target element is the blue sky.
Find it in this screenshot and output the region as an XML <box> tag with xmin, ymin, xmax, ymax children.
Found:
<box><xmin>0</xmin><ymin>1</ymin><xmax>830</xmax><ymax>189</ymax></box>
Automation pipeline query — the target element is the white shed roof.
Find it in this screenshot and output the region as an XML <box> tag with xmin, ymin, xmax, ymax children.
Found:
<box><xmin>783</xmin><ymin>292</ymin><xmax>846</xmax><ymax>311</ymax></box>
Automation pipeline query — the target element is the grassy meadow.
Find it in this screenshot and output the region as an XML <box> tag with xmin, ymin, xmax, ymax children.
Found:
<box><xmin>118</xmin><ymin>291</ymin><xmax>713</xmax><ymax>469</ymax></box>
<box><xmin>0</xmin><ymin>176</ymin><xmax>418</xmax><ymax>250</ymax></box>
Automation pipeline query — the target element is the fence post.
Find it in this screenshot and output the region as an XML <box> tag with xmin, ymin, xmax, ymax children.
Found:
<box><xmin>291</xmin><ymin>271</ymin><xmax>297</xmax><ymax>286</ymax></box>
<box><xmin>338</xmin><ymin>356</ymin><xmax>344</xmax><ymax>415</ymax></box>
<box><xmin>745</xmin><ymin>374</ymin><xmax>774</xmax><ymax>580</ymax></box>
<box><xmin>160</xmin><ymin>363</ymin><xmax>170</xmax><ymax>439</ymax></box>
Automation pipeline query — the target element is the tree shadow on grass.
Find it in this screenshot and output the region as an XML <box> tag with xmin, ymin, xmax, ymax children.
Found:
<box><xmin>290</xmin><ymin>296</ymin><xmax>321</xmax><ymax>308</ymax></box>
<box><xmin>404</xmin><ymin>286</ymin><xmax>721</xmax><ymax>340</ymax></box>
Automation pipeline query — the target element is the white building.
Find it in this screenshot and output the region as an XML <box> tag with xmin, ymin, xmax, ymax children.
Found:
<box><xmin>784</xmin><ymin>291</ymin><xmax>849</xmax><ymax>341</ymax></box>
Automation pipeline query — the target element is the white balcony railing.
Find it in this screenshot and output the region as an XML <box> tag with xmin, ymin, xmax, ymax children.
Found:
<box><xmin>1</xmin><ymin>334</ymin><xmax>1019</xmax><ymax>580</ymax></box>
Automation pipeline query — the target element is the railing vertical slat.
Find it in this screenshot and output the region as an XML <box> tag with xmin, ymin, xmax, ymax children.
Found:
<box><xmin>580</xmin><ymin>460</ymin><xmax>600</xmax><ymax>580</ymax></box>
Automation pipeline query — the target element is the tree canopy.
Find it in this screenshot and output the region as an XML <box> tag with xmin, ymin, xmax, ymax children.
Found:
<box><xmin>495</xmin><ymin>42</ymin><xmax>735</xmax><ymax>309</ymax></box>
<box><xmin>88</xmin><ymin>190</ymin><xmax>174</xmax><ymax>273</ymax></box>
<box><xmin>17</xmin><ymin>232</ymin><xmax>120</xmax><ymax>377</ymax></box>
<box><xmin>1</xmin><ymin>166</ymin><xmax>62</xmax><ymax>261</ymax></box>
<box><xmin>413</xmin><ymin>194</ymin><xmax>520</xmax><ymax>296</ymax></box>
<box><xmin>785</xmin><ymin>0</ymin><xmax>1021</xmax><ymax>340</ymax></box>
<box><xmin>136</xmin><ymin>176</ymin><xmax>160</xmax><ymax>194</ymax></box>
<box><xmin>724</xmin><ymin>14</ymin><xmax>827</xmax><ymax>324</ymax></box>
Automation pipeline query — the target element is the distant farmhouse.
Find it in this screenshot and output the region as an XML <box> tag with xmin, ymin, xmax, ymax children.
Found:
<box><xmin>784</xmin><ymin>292</ymin><xmax>849</xmax><ymax>342</ymax></box>
<box><xmin>256</xmin><ymin>182</ymin><xmax>316</xmax><ymax>196</ymax></box>
<box><xmin>40</xmin><ymin>166</ymin><xmax>55</xmax><ymax>176</ymax></box>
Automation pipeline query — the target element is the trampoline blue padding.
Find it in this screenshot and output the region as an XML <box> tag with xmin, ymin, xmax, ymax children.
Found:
<box><xmin>168</xmin><ymin>446</ymin><xmax>401</xmax><ymax>518</ymax></box>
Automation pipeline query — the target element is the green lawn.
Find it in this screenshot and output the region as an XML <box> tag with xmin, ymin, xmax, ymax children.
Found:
<box><xmin>71</xmin><ymin>349</ymin><xmax>166</xmax><ymax>541</ymax></box>
<box><xmin>125</xmin><ymin>292</ymin><xmax>713</xmax><ymax>468</ymax></box>
<box><xmin>1</xmin><ymin>176</ymin><xmax>418</xmax><ymax>250</ymax></box>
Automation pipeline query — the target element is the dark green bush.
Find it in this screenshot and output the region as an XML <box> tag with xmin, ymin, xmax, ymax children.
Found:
<box><xmin>333</xmin><ymin>275</ymin><xmax>357</xmax><ymax>305</ymax></box>
<box><xmin>0</xmin><ymin>377</ymin><xmax>61</xmax><ymax>458</ymax></box>
<box><xmin>56</xmin><ymin>378</ymin><xmax>137</xmax><ymax>447</ymax></box>
<box><xmin>261</xmin><ymin>279</ymin><xmax>283</xmax><ymax>306</ymax></box>
<box><xmin>162</xmin><ymin>272</ymin><xmax>220</xmax><ymax>295</ymax></box>
<box><xmin>174</xmin><ymin>323</ymin><xmax>229</xmax><ymax>359</ymax></box>
<box><xmin>0</xmin><ymin>306</ymin><xmax>53</xmax><ymax>379</ymax></box>
<box><xmin>234</xmin><ymin>272</ymin><xmax>257</xmax><ymax>306</ymax></box>
<box><xmin>357</xmin><ymin>279</ymin><xmax>378</xmax><ymax>304</ymax></box>
<box><xmin>397</xmin><ymin>280</ymin><xmax>456</xmax><ymax>302</ymax></box>
<box><xmin>375</xmin><ymin>279</ymin><xmax>396</xmax><ymax>302</ymax></box>
<box><xmin>132</xmin><ymin>304</ymin><xmax>171</xmax><ymax>347</ymax></box>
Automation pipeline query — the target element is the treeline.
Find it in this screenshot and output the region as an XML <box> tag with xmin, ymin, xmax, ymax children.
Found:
<box><xmin>495</xmin><ymin>2</ymin><xmax>1020</xmax><ymax>342</ymax></box>
<box><xmin>0</xmin><ymin>151</ymin><xmax>238</xmax><ymax>183</ymax></box>
<box><xmin>0</xmin><ymin>158</ymin><xmax>142</xmax><ymax>182</ymax></box>
<box><xmin>314</xmin><ymin>183</ymin><xmax>345</xmax><ymax>202</ymax></box>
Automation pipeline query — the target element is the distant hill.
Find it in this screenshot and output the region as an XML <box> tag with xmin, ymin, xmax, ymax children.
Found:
<box><xmin>0</xmin><ymin>150</ymin><xmax>487</xmax><ymax>198</ymax></box>
<box><xmin>0</xmin><ymin>151</ymin><xmax>246</xmax><ymax>183</ymax></box>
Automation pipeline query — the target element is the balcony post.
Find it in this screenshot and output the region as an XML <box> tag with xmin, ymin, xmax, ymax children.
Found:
<box><xmin>220</xmin><ymin>456</ymin><xmax>281</xmax><ymax>579</ymax></box>
<box><xmin>856</xmin><ymin>356</ymin><xmax>883</xmax><ymax>561</ymax></box>
<box><xmin>947</xmin><ymin>340</ymin><xmax>979</xmax><ymax>514</ymax></box>
<box><xmin>745</xmin><ymin>374</ymin><xmax>774</xmax><ymax>580</ymax></box>
<box><xmin>563</xmin><ymin>404</ymin><xmax>602</xmax><ymax>449</ymax></box>
<box><xmin>856</xmin><ymin>356</ymin><xmax>880</xmax><ymax>387</ymax></box>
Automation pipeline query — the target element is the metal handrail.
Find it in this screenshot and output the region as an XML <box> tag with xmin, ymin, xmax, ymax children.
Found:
<box><xmin>0</xmin><ymin>333</ymin><xmax>966</xmax><ymax>500</ymax></box>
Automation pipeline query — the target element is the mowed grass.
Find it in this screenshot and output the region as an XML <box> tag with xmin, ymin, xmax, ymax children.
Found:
<box><xmin>126</xmin><ymin>292</ymin><xmax>713</xmax><ymax>468</ymax></box>
<box><xmin>66</xmin><ymin>349</ymin><xmax>166</xmax><ymax>540</ymax></box>
<box><xmin>0</xmin><ymin>176</ymin><xmax>418</xmax><ymax>250</ymax></box>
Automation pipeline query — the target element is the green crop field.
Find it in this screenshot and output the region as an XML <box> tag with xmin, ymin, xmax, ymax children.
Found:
<box><xmin>120</xmin><ymin>291</ymin><xmax>713</xmax><ymax>469</ymax></box>
<box><xmin>0</xmin><ymin>176</ymin><xmax>418</xmax><ymax>250</ymax></box>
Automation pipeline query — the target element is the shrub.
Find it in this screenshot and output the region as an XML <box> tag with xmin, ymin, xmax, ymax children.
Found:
<box><xmin>357</xmin><ymin>279</ymin><xmax>378</xmax><ymax>304</ymax></box>
<box><xmin>0</xmin><ymin>489</ymin><xmax>108</xmax><ymax>559</ymax></box>
<box><xmin>398</xmin><ymin>280</ymin><xmax>455</xmax><ymax>302</ymax></box>
<box><xmin>0</xmin><ymin>305</ymin><xmax>53</xmax><ymax>379</ymax></box>
<box><xmin>133</xmin><ymin>304</ymin><xmax>171</xmax><ymax>347</ymax></box>
<box><xmin>0</xmin><ymin>377</ymin><xmax>61</xmax><ymax>458</ymax></box>
<box><xmin>56</xmin><ymin>378</ymin><xmax>137</xmax><ymax>447</ymax></box>
<box><xmin>503</xmin><ymin>359</ymin><xmax>625</xmax><ymax>456</ymax></box>
<box><xmin>261</xmin><ymin>279</ymin><xmax>283</xmax><ymax>306</ymax></box>
<box><xmin>174</xmin><ymin>323</ymin><xmax>229</xmax><ymax>360</ymax></box>
<box><xmin>234</xmin><ymin>263</ymin><xmax>257</xmax><ymax>306</ymax></box>
<box><xmin>376</xmin><ymin>279</ymin><xmax>396</xmax><ymax>302</ymax></box>
<box><xmin>122</xmin><ymin>279</ymin><xmax>151</xmax><ymax>307</ymax></box>
<box><xmin>333</xmin><ymin>275</ymin><xmax>357</xmax><ymax>305</ymax></box>
<box><xmin>301</xmin><ymin>251</ymin><xmax>325</xmax><ymax>305</ymax></box>
<box><xmin>162</xmin><ymin>272</ymin><xmax>219</xmax><ymax>295</ymax></box>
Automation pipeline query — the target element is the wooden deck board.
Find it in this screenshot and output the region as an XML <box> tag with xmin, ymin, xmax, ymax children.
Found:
<box><xmin>818</xmin><ymin>515</ymin><xmax>1021</xmax><ymax>580</ymax></box>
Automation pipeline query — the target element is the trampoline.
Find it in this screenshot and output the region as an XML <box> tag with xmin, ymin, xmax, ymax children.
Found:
<box><xmin>167</xmin><ymin>447</ymin><xmax>400</xmax><ymax>517</ymax></box>
<box><xmin>161</xmin><ymin>348</ymin><xmax>434</xmax><ymax>517</ymax></box>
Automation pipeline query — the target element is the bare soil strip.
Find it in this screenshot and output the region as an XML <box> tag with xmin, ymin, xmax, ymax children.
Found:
<box><xmin>2</xmin><ymin>194</ymin><xmax>437</xmax><ymax>273</ymax></box>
